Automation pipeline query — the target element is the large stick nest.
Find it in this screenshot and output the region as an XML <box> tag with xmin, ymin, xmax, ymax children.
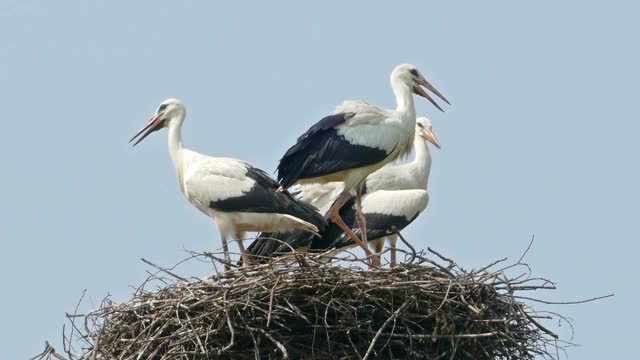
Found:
<box><xmin>45</xmin><ymin>246</ymin><xmax>576</xmax><ymax>360</ymax></box>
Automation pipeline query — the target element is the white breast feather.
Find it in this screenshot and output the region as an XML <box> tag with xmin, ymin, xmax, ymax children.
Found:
<box><xmin>334</xmin><ymin>101</ymin><xmax>414</xmax><ymax>158</ymax></box>
<box><xmin>361</xmin><ymin>190</ymin><xmax>429</xmax><ymax>220</ymax></box>
<box><xmin>293</xmin><ymin>182</ymin><xmax>343</xmax><ymax>214</ymax></box>
<box><xmin>365</xmin><ymin>163</ymin><xmax>423</xmax><ymax>193</ymax></box>
<box><xmin>337</xmin><ymin>117</ymin><xmax>405</xmax><ymax>152</ymax></box>
<box><xmin>182</xmin><ymin>155</ymin><xmax>255</xmax><ymax>213</ymax></box>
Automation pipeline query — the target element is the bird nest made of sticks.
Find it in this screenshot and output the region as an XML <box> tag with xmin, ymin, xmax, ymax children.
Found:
<box><xmin>41</xmin><ymin>246</ymin><xmax>580</xmax><ymax>360</ymax></box>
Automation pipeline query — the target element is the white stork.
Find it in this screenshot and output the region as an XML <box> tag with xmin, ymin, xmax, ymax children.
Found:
<box><xmin>361</xmin><ymin>117</ymin><xmax>440</xmax><ymax>194</ymax></box>
<box><xmin>309</xmin><ymin>189</ymin><xmax>430</xmax><ymax>267</ymax></box>
<box><xmin>129</xmin><ymin>98</ymin><xmax>325</xmax><ymax>270</ymax></box>
<box><xmin>277</xmin><ymin>64</ymin><xmax>449</xmax><ymax>265</ymax></box>
<box><xmin>246</xmin><ymin>117</ymin><xmax>440</xmax><ymax>267</ymax></box>
<box><xmin>357</xmin><ymin>116</ymin><xmax>439</xmax><ymax>266</ymax></box>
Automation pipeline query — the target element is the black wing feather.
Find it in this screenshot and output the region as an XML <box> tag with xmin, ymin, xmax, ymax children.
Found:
<box><xmin>310</xmin><ymin>197</ymin><xmax>419</xmax><ymax>251</ymax></box>
<box><xmin>243</xmin><ymin>189</ymin><xmax>421</xmax><ymax>262</ymax></box>
<box><xmin>241</xmin><ymin>229</ymin><xmax>316</xmax><ymax>265</ymax></box>
<box><xmin>277</xmin><ymin>113</ymin><xmax>390</xmax><ymax>189</ymax></box>
<box><xmin>209</xmin><ymin>166</ymin><xmax>326</xmax><ymax>231</ymax></box>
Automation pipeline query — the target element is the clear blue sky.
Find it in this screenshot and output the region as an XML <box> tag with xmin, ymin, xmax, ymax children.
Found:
<box><xmin>1</xmin><ymin>2</ymin><xmax>638</xmax><ymax>359</ymax></box>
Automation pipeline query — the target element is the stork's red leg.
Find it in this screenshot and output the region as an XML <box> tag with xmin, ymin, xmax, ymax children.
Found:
<box><xmin>355</xmin><ymin>185</ymin><xmax>368</xmax><ymax>245</ymax></box>
<box><xmin>235</xmin><ymin>235</ymin><xmax>251</xmax><ymax>268</ymax></box>
<box><xmin>373</xmin><ymin>240</ymin><xmax>384</xmax><ymax>256</ymax></box>
<box><xmin>355</xmin><ymin>185</ymin><xmax>380</xmax><ymax>267</ymax></box>
<box><xmin>327</xmin><ymin>191</ymin><xmax>376</xmax><ymax>265</ymax></box>
<box><xmin>220</xmin><ymin>234</ymin><xmax>232</xmax><ymax>271</ymax></box>
<box><xmin>389</xmin><ymin>235</ymin><xmax>398</xmax><ymax>269</ymax></box>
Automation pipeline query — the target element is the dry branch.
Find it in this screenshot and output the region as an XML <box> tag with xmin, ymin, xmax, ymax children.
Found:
<box><xmin>36</xmin><ymin>247</ymin><xmax>606</xmax><ymax>360</ymax></box>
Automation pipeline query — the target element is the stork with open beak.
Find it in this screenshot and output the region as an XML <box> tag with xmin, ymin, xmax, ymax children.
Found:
<box><xmin>129</xmin><ymin>98</ymin><xmax>325</xmax><ymax>271</ymax></box>
<box><xmin>247</xmin><ymin>117</ymin><xmax>442</xmax><ymax>268</ymax></box>
<box><xmin>276</xmin><ymin>64</ymin><xmax>449</xmax><ymax>266</ymax></box>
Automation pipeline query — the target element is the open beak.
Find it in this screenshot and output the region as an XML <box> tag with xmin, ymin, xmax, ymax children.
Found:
<box><xmin>129</xmin><ymin>113</ymin><xmax>165</xmax><ymax>147</ymax></box>
<box><xmin>414</xmin><ymin>79</ymin><xmax>451</xmax><ymax>112</ymax></box>
<box><xmin>421</xmin><ymin>129</ymin><xmax>442</xmax><ymax>149</ymax></box>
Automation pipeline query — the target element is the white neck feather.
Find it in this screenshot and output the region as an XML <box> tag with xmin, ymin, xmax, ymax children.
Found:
<box><xmin>391</xmin><ymin>79</ymin><xmax>416</xmax><ymax>116</ymax></box>
<box><xmin>411</xmin><ymin>138</ymin><xmax>432</xmax><ymax>189</ymax></box>
<box><xmin>167</xmin><ymin>114</ymin><xmax>186</xmax><ymax>189</ymax></box>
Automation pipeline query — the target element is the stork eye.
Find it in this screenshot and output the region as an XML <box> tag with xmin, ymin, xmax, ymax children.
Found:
<box><xmin>409</xmin><ymin>69</ymin><xmax>419</xmax><ymax>77</ymax></box>
<box><xmin>158</xmin><ymin>104</ymin><xmax>169</xmax><ymax>113</ymax></box>
<box><xmin>416</xmin><ymin>122</ymin><xmax>424</xmax><ymax>128</ymax></box>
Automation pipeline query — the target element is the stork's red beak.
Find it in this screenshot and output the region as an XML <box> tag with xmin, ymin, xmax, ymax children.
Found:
<box><xmin>421</xmin><ymin>129</ymin><xmax>442</xmax><ymax>149</ymax></box>
<box><xmin>129</xmin><ymin>113</ymin><xmax>165</xmax><ymax>146</ymax></box>
<box><xmin>414</xmin><ymin>79</ymin><xmax>451</xmax><ymax>112</ymax></box>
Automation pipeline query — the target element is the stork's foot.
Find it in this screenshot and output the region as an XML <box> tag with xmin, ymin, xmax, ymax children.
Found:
<box><xmin>355</xmin><ymin>187</ymin><xmax>368</xmax><ymax>245</ymax></box>
<box><xmin>354</xmin><ymin>184</ymin><xmax>378</xmax><ymax>268</ymax></box>
<box><xmin>220</xmin><ymin>236</ymin><xmax>232</xmax><ymax>272</ymax></box>
<box><xmin>325</xmin><ymin>190</ymin><xmax>376</xmax><ymax>268</ymax></box>
<box><xmin>369</xmin><ymin>254</ymin><xmax>381</xmax><ymax>269</ymax></box>
<box><xmin>235</xmin><ymin>237</ymin><xmax>252</xmax><ymax>268</ymax></box>
<box><xmin>240</xmin><ymin>253</ymin><xmax>252</xmax><ymax>268</ymax></box>
<box><xmin>328</xmin><ymin>211</ymin><xmax>376</xmax><ymax>266</ymax></box>
<box><xmin>223</xmin><ymin>251</ymin><xmax>232</xmax><ymax>271</ymax></box>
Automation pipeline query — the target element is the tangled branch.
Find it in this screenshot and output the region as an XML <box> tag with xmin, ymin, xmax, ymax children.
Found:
<box><xmin>37</xmin><ymin>245</ymin><xmax>611</xmax><ymax>360</ymax></box>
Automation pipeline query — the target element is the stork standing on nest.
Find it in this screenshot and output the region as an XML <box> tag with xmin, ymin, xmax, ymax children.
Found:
<box><xmin>355</xmin><ymin>116</ymin><xmax>439</xmax><ymax>266</ymax></box>
<box><xmin>311</xmin><ymin>189</ymin><xmax>430</xmax><ymax>267</ymax></box>
<box><xmin>129</xmin><ymin>98</ymin><xmax>325</xmax><ymax>270</ymax></box>
<box><xmin>311</xmin><ymin>117</ymin><xmax>439</xmax><ymax>266</ymax></box>
<box><xmin>277</xmin><ymin>64</ymin><xmax>449</xmax><ymax>265</ymax></box>
<box><xmin>248</xmin><ymin>117</ymin><xmax>440</xmax><ymax>267</ymax></box>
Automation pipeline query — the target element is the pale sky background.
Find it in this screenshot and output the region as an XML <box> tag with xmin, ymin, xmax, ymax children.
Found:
<box><xmin>1</xmin><ymin>2</ymin><xmax>638</xmax><ymax>359</ymax></box>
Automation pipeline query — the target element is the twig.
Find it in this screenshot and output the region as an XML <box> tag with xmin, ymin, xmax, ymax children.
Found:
<box><xmin>427</xmin><ymin>247</ymin><xmax>455</xmax><ymax>268</ymax></box>
<box><xmin>31</xmin><ymin>342</ymin><xmax>67</xmax><ymax>360</ymax></box>
<box><xmin>515</xmin><ymin>293</ymin><xmax>614</xmax><ymax>305</ymax></box>
<box><xmin>346</xmin><ymin>330</ymin><xmax>363</xmax><ymax>360</ymax></box>
<box><xmin>522</xmin><ymin>309</ymin><xmax>559</xmax><ymax>339</ymax></box>
<box><xmin>517</xmin><ymin>235</ymin><xmax>535</xmax><ymax>264</ymax></box>
<box><xmin>393</xmin><ymin>228</ymin><xmax>416</xmax><ymax>265</ymax></box>
<box><xmin>266</xmin><ymin>276</ymin><xmax>280</xmax><ymax>328</ymax></box>
<box><xmin>363</xmin><ymin>299</ymin><xmax>413</xmax><ymax>360</ymax></box>
<box><xmin>64</xmin><ymin>289</ymin><xmax>86</xmax><ymax>359</ymax></box>
<box><xmin>49</xmin><ymin>248</ymin><xmax>607</xmax><ymax>360</ymax></box>
<box><xmin>141</xmin><ymin>258</ymin><xmax>189</xmax><ymax>282</ymax></box>
<box><xmin>252</xmin><ymin>327</ymin><xmax>289</xmax><ymax>359</ymax></box>
<box><xmin>476</xmin><ymin>257</ymin><xmax>508</xmax><ymax>274</ymax></box>
<box><xmin>219</xmin><ymin>291</ymin><xmax>235</xmax><ymax>354</ymax></box>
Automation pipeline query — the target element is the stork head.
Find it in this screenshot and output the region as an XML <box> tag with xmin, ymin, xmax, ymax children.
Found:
<box><xmin>416</xmin><ymin>117</ymin><xmax>441</xmax><ymax>149</ymax></box>
<box><xmin>391</xmin><ymin>64</ymin><xmax>450</xmax><ymax>112</ymax></box>
<box><xmin>129</xmin><ymin>98</ymin><xmax>186</xmax><ymax>146</ymax></box>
